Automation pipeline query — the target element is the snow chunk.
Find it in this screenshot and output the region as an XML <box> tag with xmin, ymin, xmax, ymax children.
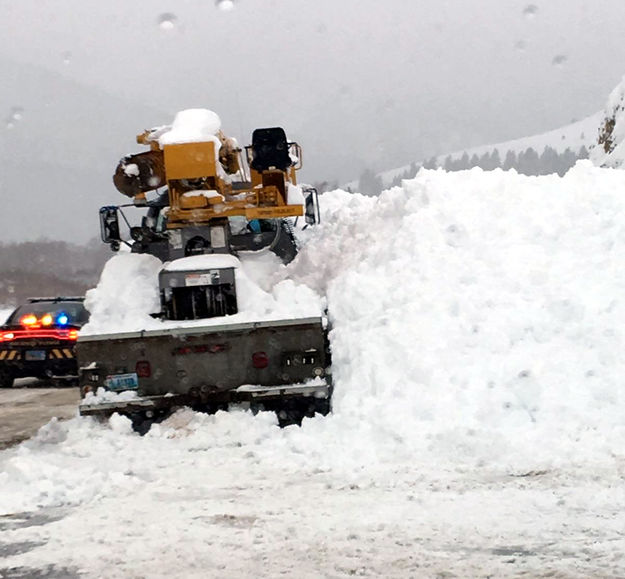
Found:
<box><xmin>287</xmin><ymin>183</ymin><xmax>305</xmax><ymax>205</ymax></box>
<box><xmin>158</xmin><ymin>109</ymin><xmax>222</xmax><ymax>146</ymax></box>
<box><xmin>81</xmin><ymin>387</ymin><xmax>140</xmax><ymax>406</ymax></box>
<box><xmin>181</xmin><ymin>189</ymin><xmax>224</xmax><ymax>202</ymax></box>
<box><xmin>123</xmin><ymin>163</ymin><xmax>140</xmax><ymax>177</ymax></box>
<box><xmin>81</xmin><ymin>253</ymin><xmax>163</xmax><ymax>336</ymax></box>
<box><xmin>162</xmin><ymin>253</ymin><xmax>240</xmax><ymax>272</ymax></box>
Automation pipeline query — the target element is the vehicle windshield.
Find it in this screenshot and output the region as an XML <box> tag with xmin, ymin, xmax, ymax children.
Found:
<box><xmin>6</xmin><ymin>302</ymin><xmax>89</xmax><ymax>327</ymax></box>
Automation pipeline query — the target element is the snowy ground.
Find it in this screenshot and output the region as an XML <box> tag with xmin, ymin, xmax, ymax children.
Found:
<box><xmin>0</xmin><ymin>308</ymin><xmax>13</xmax><ymax>324</ymax></box>
<box><xmin>3</xmin><ymin>162</ymin><xmax>625</xmax><ymax>577</ymax></box>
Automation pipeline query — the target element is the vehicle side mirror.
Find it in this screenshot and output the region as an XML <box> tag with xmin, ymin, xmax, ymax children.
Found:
<box><xmin>100</xmin><ymin>206</ymin><xmax>121</xmax><ymax>249</ymax></box>
<box><xmin>304</xmin><ymin>188</ymin><xmax>320</xmax><ymax>226</ymax></box>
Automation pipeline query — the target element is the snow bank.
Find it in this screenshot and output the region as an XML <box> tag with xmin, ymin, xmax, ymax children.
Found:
<box><xmin>81</xmin><ymin>251</ymin><xmax>323</xmax><ymax>336</ymax></box>
<box><xmin>0</xmin><ymin>307</ymin><xmax>14</xmax><ymax>324</ymax></box>
<box><xmin>291</xmin><ymin>161</ymin><xmax>625</xmax><ymax>469</ymax></box>
<box><xmin>4</xmin><ymin>162</ymin><xmax>625</xmax><ymax>517</ymax></box>
<box><xmin>591</xmin><ymin>74</ymin><xmax>625</xmax><ymax>168</ymax></box>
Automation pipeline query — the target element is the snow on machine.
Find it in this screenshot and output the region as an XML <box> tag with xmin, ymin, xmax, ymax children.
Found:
<box><xmin>77</xmin><ymin>109</ymin><xmax>331</xmax><ymax>431</ymax></box>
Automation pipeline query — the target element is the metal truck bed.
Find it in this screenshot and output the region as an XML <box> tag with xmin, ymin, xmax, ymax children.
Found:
<box><xmin>77</xmin><ymin>316</ymin><xmax>331</xmax><ymax>424</ymax></box>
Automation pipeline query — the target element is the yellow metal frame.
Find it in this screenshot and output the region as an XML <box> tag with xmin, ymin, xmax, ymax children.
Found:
<box><xmin>163</xmin><ymin>142</ymin><xmax>217</xmax><ymax>180</ymax></box>
<box><xmin>131</xmin><ymin>129</ymin><xmax>304</xmax><ymax>226</ymax></box>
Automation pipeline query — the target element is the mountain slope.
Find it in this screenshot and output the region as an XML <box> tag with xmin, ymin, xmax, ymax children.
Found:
<box><xmin>591</xmin><ymin>74</ymin><xmax>625</xmax><ymax>168</ymax></box>
<box><xmin>370</xmin><ymin>112</ymin><xmax>601</xmax><ymax>188</ymax></box>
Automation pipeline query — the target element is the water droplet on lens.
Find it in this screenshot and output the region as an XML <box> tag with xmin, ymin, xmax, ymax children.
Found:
<box><xmin>514</xmin><ymin>40</ymin><xmax>527</xmax><ymax>52</ymax></box>
<box><xmin>215</xmin><ymin>0</ymin><xmax>235</xmax><ymax>11</ymax></box>
<box><xmin>62</xmin><ymin>51</ymin><xmax>72</xmax><ymax>65</ymax></box>
<box><xmin>552</xmin><ymin>54</ymin><xmax>567</xmax><ymax>66</ymax></box>
<box><xmin>158</xmin><ymin>13</ymin><xmax>177</xmax><ymax>30</ymax></box>
<box><xmin>10</xmin><ymin>107</ymin><xmax>23</xmax><ymax>121</ymax></box>
<box><xmin>523</xmin><ymin>4</ymin><xmax>538</xmax><ymax>17</ymax></box>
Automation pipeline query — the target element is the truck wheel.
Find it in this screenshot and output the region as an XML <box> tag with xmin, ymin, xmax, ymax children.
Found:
<box><xmin>276</xmin><ymin>407</ymin><xmax>305</xmax><ymax>428</ymax></box>
<box><xmin>313</xmin><ymin>396</ymin><xmax>332</xmax><ymax>416</ymax></box>
<box><xmin>129</xmin><ymin>412</ymin><xmax>154</xmax><ymax>435</ymax></box>
<box><xmin>129</xmin><ymin>409</ymin><xmax>170</xmax><ymax>435</ymax></box>
<box><xmin>0</xmin><ymin>369</ymin><xmax>14</xmax><ymax>388</ymax></box>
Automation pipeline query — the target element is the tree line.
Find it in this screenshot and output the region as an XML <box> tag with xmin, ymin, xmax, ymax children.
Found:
<box><xmin>357</xmin><ymin>145</ymin><xmax>590</xmax><ymax>196</ymax></box>
<box><xmin>0</xmin><ymin>239</ymin><xmax>110</xmax><ymax>307</ymax></box>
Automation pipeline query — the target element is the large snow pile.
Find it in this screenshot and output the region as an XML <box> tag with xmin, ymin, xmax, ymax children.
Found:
<box><xmin>591</xmin><ymin>74</ymin><xmax>625</xmax><ymax>168</ymax></box>
<box><xmin>8</xmin><ymin>158</ymin><xmax>625</xmax><ymax>475</ymax></box>
<box><xmin>292</xmin><ymin>161</ymin><xmax>625</xmax><ymax>467</ymax></box>
<box><xmin>3</xmin><ymin>162</ymin><xmax>625</xmax><ymax>576</ymax></box>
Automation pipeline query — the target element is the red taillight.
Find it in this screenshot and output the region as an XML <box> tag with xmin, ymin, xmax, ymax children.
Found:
<box><xmin>252</xmin><ymin>351</ymin><xmax>269</xmax><ymax>369</ymax></box>
<box><xmin>0</xmin><ymin>329</ymin><xmax>78</xmax><ymax>341</ymax></box>
<box><xmin>135</xmin><ymin>360</ymin><xmax>151</xmax><ymax>378</ymax></box>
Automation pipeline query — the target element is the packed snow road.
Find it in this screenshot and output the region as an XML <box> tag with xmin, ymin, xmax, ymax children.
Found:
<box><xmin>1</xmin><ymin>414</ymin><xmax>625</xmax><ymax>578</ymax></box>
<box><xmin>0</xmin><ymin>383</ymin><xmax>79</xmax><ymax>450</ymax></box>
<box><xmin>3</xmin><ymin>163</ymin><xmax>625</xmax><ymax>577</ymax></box>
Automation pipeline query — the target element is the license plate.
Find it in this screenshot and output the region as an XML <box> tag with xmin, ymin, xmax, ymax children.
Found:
<box><xmin>105</xmin><ymin>373</ymin><xmax>139</xmax><ymax>391</ymax></box>
<box><xmin>25</xmin><ymin>350</ymin><xmax>46</xmax><ymax>361</ymax></box>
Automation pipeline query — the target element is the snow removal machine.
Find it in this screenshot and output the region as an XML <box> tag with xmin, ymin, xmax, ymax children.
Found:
<box><xmin>77</xmin><ymin>109</ymin><xmax>331</xmax><ymax>431</ymax></box>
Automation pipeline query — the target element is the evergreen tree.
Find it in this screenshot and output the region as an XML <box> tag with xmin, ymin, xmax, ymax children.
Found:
<box><xmin>503</xmin><ymin>150</ymin><xmax>517</xmax><ymax>171</ymax></box>
<box><xmin>518</xmin><ymin>147</ymin><xmax>540</xmax><ymax>175</ymax></box>
<box><xmin>539</xmin><ymin>146</ymin><xmax>559</xmax><ymax>175</ymax></box>
<box><xmin>358</xmin><ymin>168</ymin><xmax>383</xmax><ymax>196</ymax></box>
<box><xmin>560</xmin><ymin>148</ymin><xmax>578</xmax><ymax>175</ymax></box>
<box><xmin>458</xmin><ymin>152</ymin><xmax>470</xmax><ymax>170</ymax></box>
<box><xmin>422</xmin><ymin>156</ymin><xmax>438</xmax><ymax>170</ymax></box>
<box><xmin>489</xmin><ymin>149</ymin><xmax>501</xmax><ymax>170</ymax></box>
<box><xmin>478</xmin><ymin>151</ymin><xmax>491</xmax><ymax>170</ymax></box>
<box><xmin>469</xmin><ymin>153</ymin><xmax>480</xmax><ymax>168</ymax></box>
<box><xmin>478</xmin><ymin>148</ymin><xmax>501</xmax><ymax>171</ymax></box>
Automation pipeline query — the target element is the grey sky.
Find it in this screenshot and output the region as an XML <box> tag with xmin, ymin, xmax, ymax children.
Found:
<box><xmin>1</xmin><ymin>0</ymin><xmax>625</xmax><ymax>241</ymax></box>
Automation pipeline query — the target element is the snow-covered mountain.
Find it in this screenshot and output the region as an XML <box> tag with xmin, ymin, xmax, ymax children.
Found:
<box><xmin>591</xmin><ymin>74</ymin><xmax>625</xmax><ymax>169</ymax></box>
<box><xmin>362</xmin><ymin>112</ymin><xmax>601</xmax><ymax>189</ymax></box>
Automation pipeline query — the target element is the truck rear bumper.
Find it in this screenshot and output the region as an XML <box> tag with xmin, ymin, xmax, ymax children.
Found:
<box><xmin>79</xmin><ymin>380</ymin><xmax>331</xmax><ymax>417</ymax></box>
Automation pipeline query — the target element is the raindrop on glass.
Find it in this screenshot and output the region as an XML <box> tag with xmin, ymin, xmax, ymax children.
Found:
<box><xmin>552</xmin><ymin>54</ymin><xmax>567</xmax><ymax>66</ymax></box>
<box><xmin>514</xmin><ymin>40</ymin><xmax>527</xmax><ymax>52</ymax></box>
<box><xmin>215</xmin><ymin>0</ymin><xmax>235</xmax><ymax>11</ymax></box>
<box><xmin>62</xmin><ymin>51</ymin><xmax>72</xmax><ymax>65</ymax></box>
<box><xmin>523</xmin><ymin>4</ymin><xmax>538</xmax><ymax>18</ymax></box>
<box><xmin>157</xmin><ymin>13</ymin><xmax>177</xmax><ymax>31</ymax></box>
<box><xmin>10</xmin><ymin>107</ymin><xmax>23</xmax><ymax>122</ymax></box>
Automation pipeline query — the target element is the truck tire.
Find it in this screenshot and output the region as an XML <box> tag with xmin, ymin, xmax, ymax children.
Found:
<box><xmin>0</xmin><ymin>369</ymin><xmax>14</xmax><ymax>388</ymax></box>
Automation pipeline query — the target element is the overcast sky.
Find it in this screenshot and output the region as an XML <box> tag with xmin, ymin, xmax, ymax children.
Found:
<box><xmin>2</xmin><ymin>0</ymin><xmax>625</xmax><ymax>240</ymax></box>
